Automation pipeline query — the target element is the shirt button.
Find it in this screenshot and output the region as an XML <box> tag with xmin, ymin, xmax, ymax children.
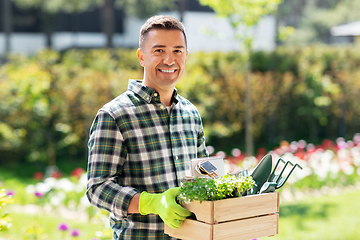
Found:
<box><xmin>154</xmin><ymin>93</ymin><xmax>158</xmax><ymax>97</ymax></box>
<box><xmin>175</xmin><ymin>156</ymin><xmax>178</xmax><ymax>160</ymax></box>
<box><xmin>160</xmin><ymin>105</ymin><xmax>165</xmax><ymax>109</ymax></box>
<box><xmin>146</xmin><ymin>97</ymin><xmax>150</xmax><ymax>101</ymax></box>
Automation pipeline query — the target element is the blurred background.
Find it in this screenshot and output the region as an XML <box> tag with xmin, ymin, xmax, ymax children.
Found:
<box><xmin>1</xmin><ymin>0</ymin><xmax>360</xmax><ymax>239</ymax></box>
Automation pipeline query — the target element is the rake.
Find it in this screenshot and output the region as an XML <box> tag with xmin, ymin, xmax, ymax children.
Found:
<box><xmin>259</xmin><ymin>157</ymin><xmax>303</xmax><ymax>194</ymax></box>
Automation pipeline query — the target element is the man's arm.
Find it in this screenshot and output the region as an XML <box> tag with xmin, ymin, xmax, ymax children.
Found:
<box><xmin>86</xmin><ymin>110</ymin><xmax>139</xmax><ymax>219</ymax></box>
<box><xmin>87</xmin><ymin>110</ymin><xmax>190</xmax><ymax>228</ymax></box>
<box><xmin>127</xmin><ymin>193</ymin><xmax>140</xmax><ymax>213</ymax></box>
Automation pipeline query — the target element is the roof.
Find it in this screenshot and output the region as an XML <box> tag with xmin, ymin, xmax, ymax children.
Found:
<box><xmin>331</xmin><ymin>20</ymin><xmax>360</xmax><ymax>36</ymax></box>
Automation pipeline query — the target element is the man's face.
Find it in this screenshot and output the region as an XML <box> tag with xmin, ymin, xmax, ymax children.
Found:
<box><xmin>137</xmin><ymin>29</ymin><xmax>188</xmax><ymax>92</ymax></box>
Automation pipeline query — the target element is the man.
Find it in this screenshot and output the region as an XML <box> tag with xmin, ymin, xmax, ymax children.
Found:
<box><xmin>86</xmin><ymin>15</ymin><xmax>208</xmax><ymax>239</ymax></box>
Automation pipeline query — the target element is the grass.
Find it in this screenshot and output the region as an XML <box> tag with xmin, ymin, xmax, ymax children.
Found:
<box><xmin>2</xmin><ymin>167</ymin><xmax>360</xmax><ymax>240</ymax></box>
<box><xmin>2</xmin><ymin>189</ymin><xmax>359</xmax><ymax>240</ymax></box>
<box><xmin>0</xmin><ymin>211</ymin><xmax>105</xmax><ymax>240</ymax></box>
<box><xmin>266</xmin><ymin>189</ymin><xmax>360</xmax><ymax>240</ymax></box>
<box><xmin>0</xmin><ymin>172</ymin><xmax>107</xmax><ymax>240</ymax></box>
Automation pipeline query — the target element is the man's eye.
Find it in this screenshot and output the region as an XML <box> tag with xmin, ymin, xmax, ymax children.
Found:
<box><xmin>155</xmin><ymin>49</ymin><xmax>163</xmax><ymax>52</ymax></box>
<box><xmin>175</xmin><ymin>50</ymin><xmax>182</xmax><ymax>53</ymax></box>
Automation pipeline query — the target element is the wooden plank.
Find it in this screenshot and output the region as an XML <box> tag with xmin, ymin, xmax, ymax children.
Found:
<box><xmin>164</xmin><ymin>219</ymin><xmax>212</xmax><ymax>240</ymax></box>
<box><xmin>213</xmin><ymin>213</ymin><xmax>279</xmax><ymax>240</ymax></box>
<box><xmin>213</xmin><ymin>192</ymin><xmax>279</xmax><ymax>223</ymax></box>
<box><xmin>183</xmin><ymin>200</ymin><xmax>214</xmax><ymax>223</ymax></box>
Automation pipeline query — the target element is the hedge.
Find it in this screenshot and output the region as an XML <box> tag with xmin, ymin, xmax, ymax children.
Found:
<box><xmin>1</xmin><ymin>45</ymin><xmax>360</xmax><ymax>167</ymax></box>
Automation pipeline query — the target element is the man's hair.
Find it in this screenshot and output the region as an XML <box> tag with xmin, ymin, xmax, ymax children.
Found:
<box><xmin>139</xmin><ymin>15</ymin><xmax>187</xmax><ymax>49</ymax></box>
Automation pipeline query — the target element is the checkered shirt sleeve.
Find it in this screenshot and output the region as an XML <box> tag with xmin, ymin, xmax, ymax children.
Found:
<box><xmin>86</xmin><ymin>80</ymin><xmax>208</xmax><ymax>239</ymax></box>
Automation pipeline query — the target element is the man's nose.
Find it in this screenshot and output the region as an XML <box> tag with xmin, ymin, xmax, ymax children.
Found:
<box><xmin>163</xmin><ymin>53</ymin><xmax>175</xmax><ymax>65</ymax></box>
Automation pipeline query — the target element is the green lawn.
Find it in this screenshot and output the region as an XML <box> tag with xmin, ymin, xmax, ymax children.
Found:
<box><xmin>0</xmin><ymin>168</ymin><xmax>109</xmax><ymax>240</ymax></box>
<box><xmin>2</xmin><ymin>189</ymin><xmax>359</xmax><ymax>240</ymax></box>
<box><xmin>2</xmin><ymin>167</ymin><xmax>360</xmax><ymax>240</ymax></box>
<box><xmin>0</xmin><ymin>211</ymin><xmax>106</xmax><ymax>240</ymax></box>
<box><xmin>267</xmin><ymin>189</ymin><xmax>360</xmax><ymax>240</ymax></box>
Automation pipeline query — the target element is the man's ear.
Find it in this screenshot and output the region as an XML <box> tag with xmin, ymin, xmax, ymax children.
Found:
<box><xmin>137</xmin><ymin>48</ymin><xmax>145</xmax><ymax>67</ymax></box>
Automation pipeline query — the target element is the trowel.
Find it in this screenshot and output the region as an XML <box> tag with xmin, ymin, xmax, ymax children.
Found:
<box><xmin>249</xmin><ymin>154</ymin><xmax>273</xmax><ymax>194</ymax></box>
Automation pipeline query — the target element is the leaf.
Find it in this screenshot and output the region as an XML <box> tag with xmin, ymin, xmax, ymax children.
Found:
<box><xmin>178</xmin><ymin>175</ymin><xmax>255</xmax><ymax>203</ymax></box>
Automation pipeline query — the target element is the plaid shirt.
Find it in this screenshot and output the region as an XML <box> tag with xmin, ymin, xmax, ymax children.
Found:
<box><xmin>86</xmin><ymin>80</ymin><xmax>208</xmax><ymax>240</ymax></box>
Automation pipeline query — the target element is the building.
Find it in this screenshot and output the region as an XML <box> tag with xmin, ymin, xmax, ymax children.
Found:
<box><xmin>0</xmin><ymin>0</ymin><xmax>276</xmax><ymax>55</ymax></box>
<box><xmin>330</xmin><ymin>20</ymin><xmax>360</xmax><ymax>45</ymax></box>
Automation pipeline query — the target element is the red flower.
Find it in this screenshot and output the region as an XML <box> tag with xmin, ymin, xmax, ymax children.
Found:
<box><xmin>71</xmin><ymin>168</ymin><xmax>85</xmax><ymax>178</ymax></box>
<box><xmin>51</xmin><ymin>171</ymin><xmax>62</xmax><ymax>179</ymax></box>
<box><xmin>33</xmin><ymin>172</ymin><xmax>44</xmax><ymax>181</ymax></box>
<box><xmin>294</xmin><ymin>151</ymin><xmax>305</xmax><ymax>160</ymax></box>
<box><xmin>257</xmin><ymin>147</ymin><xmax>267</xmax><ymax>156</ymax></box>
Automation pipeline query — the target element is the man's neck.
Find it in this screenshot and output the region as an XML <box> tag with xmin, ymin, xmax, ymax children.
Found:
<box><xmin>141</xmin><ymin>80</ymin><xmax>174</xmax><ymax>106</ymax></box>
<box><xmin>157</xmin><ymin>89</ymin><xmax>173</xmax><ymax>106</ymax></box>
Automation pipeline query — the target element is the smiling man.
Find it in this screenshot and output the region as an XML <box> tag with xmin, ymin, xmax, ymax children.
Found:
<box><xmin>86</xmin><ymin>15</ymin><xmax>209</xmax><ymax>239</ymax></box>
<box><xmin>137</xmin><ymin>26</ymin><xmax>188</xmax><ymax>107</ymax></box>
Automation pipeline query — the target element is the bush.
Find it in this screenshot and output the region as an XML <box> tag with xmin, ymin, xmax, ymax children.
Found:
<box><xmin>1</xmin><ymin>46</ymin><xmax>360</xmax><ymax>166</ymax></box>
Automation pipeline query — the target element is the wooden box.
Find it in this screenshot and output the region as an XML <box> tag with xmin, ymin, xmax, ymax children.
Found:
<box><xmin>165</xmin><ymin>192</ymin><xmax>279</xmax><ymax>240</ymax></box>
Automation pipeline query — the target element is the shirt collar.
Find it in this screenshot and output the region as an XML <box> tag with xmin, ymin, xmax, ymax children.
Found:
<box><xmin>128</xmin><ymin>79</ymin><xmax>179</xmax><ymax>104</ymax></box>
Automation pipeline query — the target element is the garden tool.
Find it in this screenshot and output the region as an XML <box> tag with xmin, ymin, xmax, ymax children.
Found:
<box><xmin>230</xmin><ymin>168</ymin><xmax>249</xmax><ymax>178</ymax></box>
<box><xmin>249</xmin><ymin>154</ymin><xmax>273</xmax><ymax>195</ymax></box>
<box><xmin>259</xmin><ymin>182</ymin><xmax>277</xmax><ymax>194</ymax></box>
<box><xmin>259</xmin><ymin>158</ymin><xmax>303</xmax><ymax>193</ymax></box>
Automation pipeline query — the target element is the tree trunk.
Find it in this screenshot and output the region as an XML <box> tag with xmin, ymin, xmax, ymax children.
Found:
<box><xmin>40</xmin><ymin>11</ymin><xmax>56</xmax><ymax>49</ymax></box>
<box><xmin>178</xmin><ymin>0</ymin><xmax>187</xmax><ymax>22</ymax></box>
<box><xmin>245</xmin><ymin>65</ymin><xmax>254</xmax><ymax>156</ymax></box>
<box><xmin>268</xmin><ymin>110</ymin><xmax>277</xmax><ymax>146</ymax></box>
<box><xmin>47</xmin><ymin>132</ymin><xmax>56</xmax><ymax>166</ymax></box>
<box><xmin>71</xmin><ymin>12</ymin><xmax>81</xmax><ymax>49</ymax></box>
<box><xmin>3</xmin><ymin>0</ymin><xmax>12</xmax><ymax>54</ymax></box>
<box><xmin>339</xmin><ymin>101</ymin><xmax>347</xmax><ymax>137</ymax></box>
<box><xmin>101</xmin><ymin>0</ymin><xmax>115</xmax><ymax>49</ymax></box>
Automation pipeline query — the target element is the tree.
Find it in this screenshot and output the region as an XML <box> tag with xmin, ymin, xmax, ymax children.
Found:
<box><xmin>2</xmin><ymin>0</ymin><xmax>12</xmax><ymax>54</ymax></box>
<box><xmin>277</xmin><ymin>0</ymin><xmax>360</xmax><ymax>45</ymax></box>
<box><xmin>198</xmin><ymin>0</ymin><xmax>282</xmax><ymax>155</ymax></box>
<box><xmin>0</xmin><ymin>49</ymin><xmax>142</xmax><ymax>167</ymax></box>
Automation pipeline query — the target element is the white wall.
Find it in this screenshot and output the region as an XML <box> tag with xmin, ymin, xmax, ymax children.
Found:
<box><xmin>0</xmin><ymin>33</ymin><xmax>45</xmax><ymax>55</ymax></box>
<box><xmin>183</xmin><ymin>12</ymin><xmax>276</xmax><ymax>52</ymax></box>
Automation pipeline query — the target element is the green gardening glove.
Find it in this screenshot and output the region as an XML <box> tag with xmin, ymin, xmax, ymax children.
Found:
<box><xmin>139</xmin><ymin>187</ymin><xmax>191</xmax><ymax>229</ymax></box>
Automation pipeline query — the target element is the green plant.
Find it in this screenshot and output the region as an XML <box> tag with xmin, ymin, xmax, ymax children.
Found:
<box><xmin>0</xmin><ymin>188</ymin><xmax>13</xmax><ymax>231</ymax></box>
<box><xmin>177</xmin><ymin>175</ymin><xmax>255</xmax><ymax>203</ymax></box>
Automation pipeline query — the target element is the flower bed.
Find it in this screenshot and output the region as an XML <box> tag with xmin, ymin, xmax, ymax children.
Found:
<box><xmin>1</xmin><ymin>134</ymin><xmax>360</xmax><ymax>239</ymax></box>
<box><xmin>216</xmin><ymin>133</ymin><xmax>360</xmax><ymax>195</ymax></box>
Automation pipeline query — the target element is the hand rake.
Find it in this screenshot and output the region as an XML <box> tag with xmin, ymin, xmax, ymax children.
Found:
<box><xmin>259</xmin><ymin>158</ymin><xmax>303</xmax><ymax>193</ymax></box>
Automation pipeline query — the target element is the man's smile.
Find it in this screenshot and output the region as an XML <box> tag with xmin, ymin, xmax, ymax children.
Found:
<box><xmin>159</xmin><ymin>69</ymin><xmax>177</xmax><ymax>73</ymax></box>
